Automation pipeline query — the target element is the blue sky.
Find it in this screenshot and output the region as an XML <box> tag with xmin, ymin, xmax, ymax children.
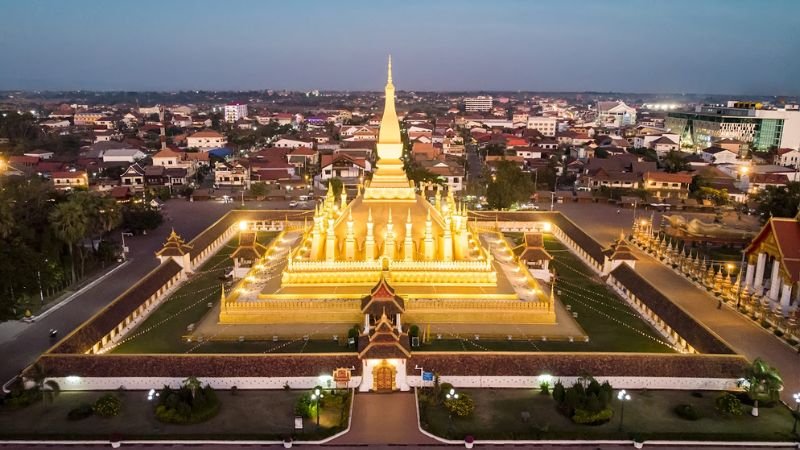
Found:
<box><xmin>0</xmin><ymin>0</ymin><xmax>798</xmax><ymax>94</ymax></box>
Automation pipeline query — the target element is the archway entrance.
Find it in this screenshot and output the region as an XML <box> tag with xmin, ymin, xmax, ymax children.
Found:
<box><xmin>372</xmin><ymin>360</ymin><xmax>396</xmax><ymax>391</ymax></box>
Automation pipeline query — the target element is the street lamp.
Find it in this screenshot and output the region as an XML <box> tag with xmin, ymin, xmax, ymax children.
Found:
<box><xmin>311</xmin><ymin>387</ymin><xmax>324</xmax><ymax>427</ymax></box>
<box><xmin>792</xmin><ymin>393</ymin><xmax>800</xmax><ymax>434</ymax></box>
<box><xmin>446</xmin><ymin>388</ymin><xmax>459</xmax><ymax>400</ymax></box>
<box><xmin>617</xmin><ymin>389</ymin><xmax>631</xmax><ymax>431</ymax></box>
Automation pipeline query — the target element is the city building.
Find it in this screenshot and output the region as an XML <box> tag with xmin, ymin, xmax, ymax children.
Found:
<box><xmin>51</xmin><ymin>171</ymin><xmax>88</xmax><ymax>190</ymax></box>
<box><xmin>526</xmin><ymin>116</ymin><xmax>557</xmax><ymax>137</ymax></box>
<box><xmin>776</xmin><ymin>148</ymin><xmax>800</xmax><ymax>169</ymax></box>
<box><xmin>596</xmin><ymin>101</ymin><xmax>637</xmax><ymax>128</ymax></box>
<box><xmin>666</xmin><ymin>105</ymin><xmax>800</xmax><ymax>152</ymax></box>
<box><xmin>464</xmin><ymin>95</ymin><xmax>493</xmax><ymax>112</ymax></box>
<box><xmin>187</xmin><ymin>130</ymin><xmax>227</xmax><ymax>150</ymax></box>
<box><xmin>224</xmin><ymin>102</ymin><xmax>248</xmax><ymax>123</ymax></box>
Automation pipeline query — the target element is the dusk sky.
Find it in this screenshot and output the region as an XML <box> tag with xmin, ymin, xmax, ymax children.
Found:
<box><xmin>1</xmin><ymin>0</ymin><xmax>798</xmax><ymax>94</ymax></box>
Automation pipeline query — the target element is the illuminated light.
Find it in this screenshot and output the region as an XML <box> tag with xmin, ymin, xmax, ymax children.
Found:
<box><xmin>66</xmin><ymin>375</ymin><xmax>81</xmax><ymax>383</ymax></box>
<box><xmin>239</xmin><ymin>221</ymin><xmax>248</xmax><ymax>231</ymax></box>
<box><xmin>639</xmin><ymin>219</ymin><xmax>647</xmax><ymax>226</ymax></box>
<box><xmin>538</xmin><ymin>374</ymin><xmax>553</xmax><ymax>384</ymax></box>
<box><xmin>542</xmin><ymin>222</ymin><xmax>552</xmax><ymax>232</ymax></box>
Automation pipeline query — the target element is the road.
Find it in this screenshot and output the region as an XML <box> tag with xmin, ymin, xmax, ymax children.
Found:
<box><xmin>0</xmin><ymin>199</ymin><xmax>304</xmax><ymax>386</ymax></box>
<box><xmin>465</xmin><ymin>143</ymin><xmax>483</xmax><ymax>185</ymax></box>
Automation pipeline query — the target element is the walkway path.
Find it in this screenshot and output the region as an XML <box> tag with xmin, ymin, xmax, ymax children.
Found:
<box><xmin>329</xmin><ymin>391</ymin><xmax>436</xmax><ymax>445</ymax></box>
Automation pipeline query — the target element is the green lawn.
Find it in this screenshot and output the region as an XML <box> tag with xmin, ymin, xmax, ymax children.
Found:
<box><xmin>411</xmin><ymin>234</ymin><xmax>675</xmax><ymax>353</ymax></box>
<box><xmin>542</xmin><ymin>235</ymin><xmax>674</xmax><ymax>353</ymax></box>
<box><xmin>113</xmin><ymin>233</ymin><xmax>277</xmax><ymax>354</ymax></box>
<box><xmin>419</xmin><ymin>388</ymin><xmax>796</xmax><ymax>441</ymax></box>
<box><xmin>0</xmin><ymin>389</ymin><xmax>350</xmax><ymax>440</ymax></box>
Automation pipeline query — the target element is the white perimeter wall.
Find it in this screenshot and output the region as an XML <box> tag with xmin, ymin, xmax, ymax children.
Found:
<box><xmin>52</xmin><ymin>376</ymin><xmax>363</xmax><ymax>391</ymax></box>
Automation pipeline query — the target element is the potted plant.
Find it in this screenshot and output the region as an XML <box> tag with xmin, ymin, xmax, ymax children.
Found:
<box><xmin>631</xmin><ymin>433</ymin><xmax>644</xmax><ymax>448</ymax></box>
<box><xmin>464</xmin><ymin>435</ymin><xmax>474</xmax><ymax>449</ymax></box>
<box><xmin>283</xmin><ymin>436</ymin><xmax>293</xmax><ymax>448</ymax></box>
<box><xmin>109</xmin><ymin>433</ymin><xmax>122</xmax><ymax>448</ymax></box>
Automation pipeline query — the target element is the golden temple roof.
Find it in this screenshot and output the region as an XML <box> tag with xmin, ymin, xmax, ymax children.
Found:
<box><xmin>156</xmin><ymin>229</ymin><xmax>193</xmax><ymax>257</ymax></box>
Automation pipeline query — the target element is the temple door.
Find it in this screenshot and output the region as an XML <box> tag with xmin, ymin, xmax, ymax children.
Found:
<box><xmin>374</xmin><ymin>365</ymin><xmax>394</xmax><ymax>391</ymax></box>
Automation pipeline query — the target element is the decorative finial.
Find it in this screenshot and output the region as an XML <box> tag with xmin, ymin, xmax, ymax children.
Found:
<box><xmin>388</xmin><ymin>207</ymin><xmax>393</xmax><ymax>223</ymax></box>
<box><xmin>368</xmin><ymin>207</ymin><xmax>373</xmax><ymax>222</ymax></box>
<box><xmin>387</xmin><ymin>54</ymin><xmax>393</xmax><ymax>84</ymax></box>
<box><xmin>407</xmin><ymin>208</ymin><xmax>412</xmax><ymax>223</ymax></box>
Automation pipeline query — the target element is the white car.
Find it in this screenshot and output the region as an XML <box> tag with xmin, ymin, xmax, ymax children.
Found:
<box><xmin>288</xmin><ymin>201</ymin><xmax>298</xmax><ymax>208</ymax></box>
<box><xmin>519</xmin><ymin>203</ymin><xmax>540</xmax><ymax>211</ymax></box>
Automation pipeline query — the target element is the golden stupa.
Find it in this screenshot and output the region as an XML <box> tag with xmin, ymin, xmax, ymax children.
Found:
<box><xmin>219</xmin><ymin>58</ymin><xmax>555</xmax><ymax>330</ymax></box>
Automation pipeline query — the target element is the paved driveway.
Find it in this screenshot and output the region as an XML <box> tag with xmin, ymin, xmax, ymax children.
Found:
<box><xmin>331</xmin><ymin>391</ymin><xmax>436</xmax><ymax>445</ymax></box>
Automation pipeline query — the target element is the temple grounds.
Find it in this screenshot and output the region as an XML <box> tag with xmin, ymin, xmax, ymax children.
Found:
<box><xmin>419</xmin><ymin>388</ymin><xmax>797</xmax><ymax>441</ymax></box>
<box><xmin>112</xmin><ymin>228</ymin><xmax>676</xmax><ymax>354</ymax></box>
<box><xmin>0</xmin><ymin>389</ymin><xmax>349</xmax><ymax>440</ymax></box>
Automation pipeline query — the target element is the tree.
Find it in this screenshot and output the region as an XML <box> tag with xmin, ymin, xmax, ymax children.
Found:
<box><xmin>327</xmin><ymin>178</ymin><xmax>344</xmax><ymax>197</ymax></box>
<box><xmin>249</xmin><ymin>182</ymin><xmax>270</xmax><ymax>199</ymax></box>
<box><xmin>49</xmin><ymin>199</ymin><xmax>89</xmax><ymax>284</ymax></box>
<box><xmin>27</xmin><ymin>363</ymin><xmax>60</xmax><ymax>404</ymax></box>
<box><xmin>753</xmin><ymin>183</ymin><xmax>800</xmax><ymax>221</ymax></box>
<box><xmin>660</xmin><ymin>151</ymin><xmax>690</xmax><ymax>173</ymax></box>
<box><xmin>183</xmin><ymin>376</ymin><xmax>202</xmax><ymax>399</ymax></box>
<box><xmin>738</xmin><ymin>358</ymin><xmax>783</xmax><ymax>417</ymax></box>
<box><xmin>485</xmin><ymin>143</ymin><xmax>506</xmax><ymax>156</ymax></box>
<box><xmin>486</xmin><ymin>160</ymin><xmax>534</xmax><ymax>210</ymax></box>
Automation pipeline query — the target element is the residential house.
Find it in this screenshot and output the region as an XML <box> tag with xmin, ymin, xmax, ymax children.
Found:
<box><xmin>412</xmin><ymin>142</ymin><xmax>440</xmax><ymax>160</ymax></box>
<box><xmin>419</xmin><ymin>159</ymin><xmax>464</xmax><ymax>192</ymax></box>
<box><xmin>144</xmin><ymin>166</ymin><xmax>169</xmax><ymax>187</ymax></box>
<box><xmin>319</xmin><ymin>153</ymin><xmax>369</xmax><ymax>184</ymax></box>
<box><xmin>273</xmin><ymin>137</ymin><xmax>314</xmax><ymax>149</ymax></box>
<box><xmin>214</xmin><ymin>161</ymin><xmax>250</xmax><ymax>188</ymax></box>
<box><xmin>642</xmin><ymin>171</ymin><xmax>692</xmax><ymax>199</ymax></box>
<box><xmin>23</xmin><ymin>149</ymin><xmax>55</xmax><ymax>160</ymax></box>
<box><xmin>776</xmin><ymin>148</ymin><xmax>800</xmax><ymax>169</ymax></box>
<box><xmin>51</xmin><ymin>171</ymin><xmax>88</xmax><ymax>190</ymax></box>
<box><xmin>120</xmin><ymin>163</ymin><xmax>146</xmax><ymax>190</ymax></box>
<box><xmin>187</xmin><ymin>130</ymin><xmax>227</xmax><ymax>150</ymax></box>
<box><xmin>286</xmin><ymin>147</ymin><xmax>318</xmax><ymax>172</ymax></box>
<box><xmin>748</xmin><ymin>173</ymin><xmax>789</xmax><ymax>195</ymax></box>
<box><xmin>701</xmin><ymin>146</ymin><xmax>738</xmax><ymax>164</ymax></box>
<box><xmin>102</xmin><ymin>148</ymin><xmax>147</xmax><ymax>163</ymax></box>
<box><xmin>649</xmin><ymin>136</ymin><xmax>679</xmax><ymax>156</ymax></box>
<box><xmin>596</xmin><ymin>101</ymin><xmax>637</xmax><ymax>128</ymax></box>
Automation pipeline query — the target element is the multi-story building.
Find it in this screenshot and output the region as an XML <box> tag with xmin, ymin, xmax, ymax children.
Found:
<box><xmin>526</xmin><ymin>116</ymin><xmax>557</xmax><ymax>137</ymax></box>
<box><xmin>224</xmin><ymin>102</ymin><xmax>248</xmax><ymax>123</ymax></box>
<box><xmin>187</xmin><ymin>130</ymin><xmax>227</xmax><ymax>150</ymax></box>
<box><xmin>464</xmin><ymin>96</ymin><xmax>493</xmax><ymax>112</ymax></box>
<box><xmin>666</xmin><ymin>105</ymin><xmax>800</xmax><ymax>152</ymax></box>
<box><xmin>596</xmin><ymin>101</ymin><xmax>637</xmax><ymax>128</ymax></box>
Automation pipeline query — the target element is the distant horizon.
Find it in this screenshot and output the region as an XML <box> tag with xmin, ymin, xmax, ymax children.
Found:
<box><xmin>1</xmin><ymin>1</ymin><xmax>799</xmax><ymax>95</ymax></box>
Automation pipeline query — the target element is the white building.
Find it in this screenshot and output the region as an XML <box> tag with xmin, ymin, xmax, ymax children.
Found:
<box><xmin>596</xmin><ymin>101</ymin><xmax>637</xmax><ymax>128</ymax></box>
<box><xmin>465</xmin><ymin>96</ymin><xmax>493</xmax><ymax>112</ymax></box>
<box><xmin>187</xmin><ymin>130</ymin><xmax>227</xmax><ymax>150</ymax></box>
<box><xmin>224</xmin><ymin>103</ymin><xmax>248</xmax><ymax>123</ymax></box>
<box><xmin>777</xmin><ymin>148</ymin><xmax>800</xmax><ymax>169</ymax></box>
<box><xmin>101</xmin><ymin>148</ymin><xmax>147</xmax><ymax>163</ymax></box>
<box><xmin>526</xmin><ymin>116</ymin><xmax>557</xmax><ymax>137</ymax></box>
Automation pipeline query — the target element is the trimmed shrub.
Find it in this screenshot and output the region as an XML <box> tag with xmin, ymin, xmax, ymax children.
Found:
<box><xmin>674</xmin><ymin>404</ymin><xmax>701</xmax><ymax>421</ymax></box>
<box><xmin>539</xmin><ymin>381</ymin><xmax>550</xmax><ymax>396</ymax></box>
<box><xmin>93</xmin><ymin>394</ymin><xmax>122</xmax><ymax>418</ymax></box>
<box><xmin>409</xmin><ymin>325</ymin><xmax>420</xmax><ymax>337</ymax></box>
<box><xmin>294</xmin><ymin>392</ymin><xmax>313</xmax><ymax>418</ymax></box>
<box><xmin>155</xmin><ymin>383</ymin><xmax>220</xmax><ymax>424</ymax></box>
<box><xmin>67</xmin><ymin>403</ymin><xmax>94</xmax><ymax>421</ymax></box>
<box><xmin>572</xmin><ymin>407</ymin><xmax>613</xmax><ymax>425</ymax></box>
<box><xmin>443</xmin><ymin>393</ymin><xmax>475</xmax><ymax>418</ymax></box>
<box><xmin>552</xmin><ymin>381</ymin><xmax>566</xmax><ymax>403</ymax></box>
<box><xmin>715</xmin><ymin>392</ymin><xmax>743</xmax><ymax>416</ymax></box>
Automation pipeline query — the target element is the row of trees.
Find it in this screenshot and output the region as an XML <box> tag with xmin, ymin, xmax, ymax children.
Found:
<box><xmin>0</xmin><ymin>178</ymin><xmax>161</xmax><ymax>320</ymax></box>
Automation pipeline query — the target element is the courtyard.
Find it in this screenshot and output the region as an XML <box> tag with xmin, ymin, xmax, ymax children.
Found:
<box><xmin>418</xmin><ymin>388</ymin><xmax>797</xmax><ymax>442</ymax></box>
<box><xmin>0</xmin><ymin>389</ymin><xmax>350</xmax><ymax>441</ymax></box>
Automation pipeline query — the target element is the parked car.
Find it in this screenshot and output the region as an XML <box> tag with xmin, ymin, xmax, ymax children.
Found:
<box><xmin>289</xmin><ymin>201</ymin><xmax>298</xmax><ymax>208</ymax></box>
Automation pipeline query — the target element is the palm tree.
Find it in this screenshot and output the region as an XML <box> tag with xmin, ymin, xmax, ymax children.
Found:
<box><xmin>738</xmin><ymin>357</ymin><xmax>783</xmax><ymax>417</ymax></box>
<box><xmin>49</xmin><ymin>199</ymin><xmax>89</xmax><ymax>284</ymax></box>
<box><xmin>183</xmin><ymin>376</ymin><xmax>202</xmax><ymax>399</ymax></box>
<box><xmin>27</xmin><ymin>363</ymin><xmax>60</xmax><ymax>405</ymax></box>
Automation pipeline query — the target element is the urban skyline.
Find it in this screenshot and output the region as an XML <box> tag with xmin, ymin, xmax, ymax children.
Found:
<box><xmin>1</xmin><ymin>0</ymin><xmax>799</xmax><ymax>95</ymax></box>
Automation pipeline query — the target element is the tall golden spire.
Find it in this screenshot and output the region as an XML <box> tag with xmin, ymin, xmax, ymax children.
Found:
<box><xmin>378</xmin><ymin>55</ymin><xmax>401</xmax><ymax>145</ymax></box>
